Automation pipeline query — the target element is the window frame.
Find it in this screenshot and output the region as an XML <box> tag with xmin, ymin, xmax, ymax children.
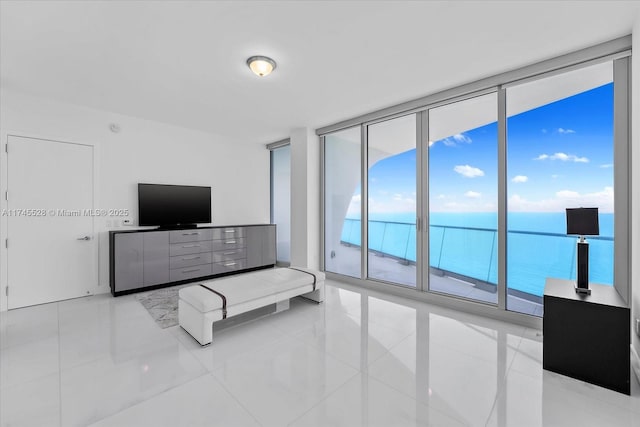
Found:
<box><xmin>267</xmin><ymin>138</ymin><xmax>291</xmax><ymax>265</ymax></box>
<box><xmin>318</xmin><ymin>37</ymin><xmax>631</xmax><ymax>328</ymax></box>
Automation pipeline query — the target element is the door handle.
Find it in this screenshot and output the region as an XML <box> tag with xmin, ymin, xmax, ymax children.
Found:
<box><xmin>77</xmin><ymin>236</ymin><xmax>91</xmax><ymax>241</ymax></box>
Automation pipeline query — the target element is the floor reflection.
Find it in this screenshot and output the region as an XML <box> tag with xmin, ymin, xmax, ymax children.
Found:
<box><xmin>1</xmin><ymin>279</ymin><xmax>638</xmax><ymax>427</ymax></box>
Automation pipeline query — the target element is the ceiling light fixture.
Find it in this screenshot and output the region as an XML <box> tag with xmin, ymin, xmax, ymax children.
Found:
<box><xmin>247</xmin><ymin>56</ymin><xmax>277</xmax><ymax>77</ymax></box>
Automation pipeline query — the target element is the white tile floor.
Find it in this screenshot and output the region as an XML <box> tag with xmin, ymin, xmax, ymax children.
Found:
<box><xmin>1</xmin><ymin>279</ymin><xmax>639</xmax><ymax>427</ymax></box>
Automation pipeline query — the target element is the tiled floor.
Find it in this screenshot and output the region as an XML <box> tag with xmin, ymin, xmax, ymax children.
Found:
<box><xmin>1</xmin><ymin>279</ymin><xmax>638</xmax><ymax>426</ymax></box>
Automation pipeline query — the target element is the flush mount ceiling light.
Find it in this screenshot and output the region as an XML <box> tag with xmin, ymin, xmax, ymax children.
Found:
<box><xmin>247</xmin><ymin>55</ymin><xmax>277</xmax><ymax>77</ymax></box>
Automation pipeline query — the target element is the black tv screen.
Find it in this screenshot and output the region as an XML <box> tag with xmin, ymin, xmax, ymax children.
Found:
<box><xmin>138</xmin><ymin>183</ymin><xmax>211</xmax><ymax>227</ymax></box>
<box><xmin>566</xmin><ymin>207</ymin><xmax>599</xmax><ymax>236</ymax></box>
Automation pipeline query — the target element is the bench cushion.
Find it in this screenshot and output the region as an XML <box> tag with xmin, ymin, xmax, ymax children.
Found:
<box><xmin>179</xmin><ymin>267</ymin><xmax>324</xmax><ymax>313</ymax></box>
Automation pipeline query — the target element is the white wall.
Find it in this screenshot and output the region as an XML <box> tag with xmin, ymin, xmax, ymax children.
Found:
<box><xmin>0</xmin><ymin>89</ymin><xmax>270</xmax><ymax>309</ymax></box>
<box><xmin>631</xmin><ymin>14</ymin><xmax>640</xmax><ymax>382</ymax></box>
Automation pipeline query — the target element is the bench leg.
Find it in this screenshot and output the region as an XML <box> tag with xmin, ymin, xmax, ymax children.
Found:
<box><xmin>179</xmin><ymin>299</ymin><xmax>214</xmax><ymax>346</ymax></box>
<box><xmin>301</xmin><ymin>285</ymin><xmax>324</xmax><ymax>303</ymax></box>
<box><xmin>275</xmin><ymin>299</ymin><xmax>290</xmax><ymax>313</ymax></box>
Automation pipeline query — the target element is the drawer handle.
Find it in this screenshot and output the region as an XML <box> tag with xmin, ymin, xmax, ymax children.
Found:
<box><xmin>224</xmin><ymin>262</ymin><xmax>237</xmax><ymax>267</ymax></box>
<box><xmin>224</xmin><ymin>240</ymin><xmax>236</xmax><ymax>244</ymax></box>
<box><xmin>223</xmin><ymin>251</ymin><xmax>236</xmax><ymax>255</ymax></box>
<box><xmin>182</xmin><ymin>268</ymin><xmax>201</xmax><ymax>273</ymax></box>
<box><xmin>182</xmin><ymin>244</ymin><xmax>200</xmax><ymax>248</ymax></box>
<box><xmin>224</xmin><ymin>230</ymin><xmax>236</xmax><ymax>233</ymax></box>
<box><xmin>182</xmin><ymin>256</ymin><xmax>201</xmax><ymax>261</ymax></box>
<box><xmin>182</xmin><ymin>232</ymin><xmax>199</xmax><ymax>236</ymax></box>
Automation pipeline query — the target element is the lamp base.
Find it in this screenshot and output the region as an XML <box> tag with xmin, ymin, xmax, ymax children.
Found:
<box><xmin>574</xmin><ymin>284</ymin><xmax>591</xmax><ymax>295</ymax></box>
<box><xmin>576</xmin><ymin>240</ymin><xmax>589</xmax><ymax>292</ymax></box>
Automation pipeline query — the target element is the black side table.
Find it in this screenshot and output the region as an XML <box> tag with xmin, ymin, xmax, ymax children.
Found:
<box><xmin>543</xmin><ymin>278</ymin><xmax>630</xmax><ymax>395</ymax></box>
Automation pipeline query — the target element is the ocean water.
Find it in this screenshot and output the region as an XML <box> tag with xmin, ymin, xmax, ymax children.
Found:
<box><xmin>342</xmin><ymin>212</ymin><xmax>614</xmax><ymax>297</ymax></box>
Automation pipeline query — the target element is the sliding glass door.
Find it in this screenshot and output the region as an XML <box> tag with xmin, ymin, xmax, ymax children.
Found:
<box><xmin>367</xmin><ymin>114</ymin><xmax>418</xmax><ymax>287</ymax></box>
<box><xmin>325</xmin><ymin>127</ymin><xmax>362</xmax><ymax>278</ymax></box>
<box><xmin>427</xmin><ymin>93</ymin><xmax>498</xmax><ymax>304</ymax></box>
<box><xmin>271</xmin><ymin>145</ymin><xmax>291</xmax><ymax>263</ymax></box>
<box><xmin>506</xmin><ymin>62</ymin><xmax>615</xmax><ymax>315</ymax></box>
<box><xmin>321</xmin><ymin>51</ymin><xmax>629</xmax><ymax>320</ymax></box>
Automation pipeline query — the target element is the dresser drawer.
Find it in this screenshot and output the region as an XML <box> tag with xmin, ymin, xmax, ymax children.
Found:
<box><xmin>211</xmin><ymin>237</ymin><xmax>246</xmax><ymax>251</ymax></box>
<box><xmin>211</xmin><ymin>247</ymin><xmax>246</xmax><ymax>263</ymax></box>
<box><xmin>169</xmin><ymin>229</ymin><xmax>214</xmax><ymax>243</ymax></box>
<box><xmin>211</xmin><ymin>259</ymin><xmax>247</xmax><ymax>275</ymax></box>
<box><xmin>169</xmin><ymin>252</ymin><xmax>213</xmax><ymax>269</ymax></box>
<box><xmin>212</xmin><ymin>227</ymin><xmax>245</xmax><ymax>240</ymax></box>
<box><xmin>169</xmin><ymin>263</ymin><xmax>212</xmax><ymax>282</ymax></box>
<box><xmin>169</xmin><ymin>240</ymin><xmax>213</xmax><ymax>256</ymax></box>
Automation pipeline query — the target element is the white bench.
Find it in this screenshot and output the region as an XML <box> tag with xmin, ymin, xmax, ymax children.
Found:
<box><xmin>178</xmin><ymin>267</ymin><xmax>325</xmax><ymax>345</ymax></box>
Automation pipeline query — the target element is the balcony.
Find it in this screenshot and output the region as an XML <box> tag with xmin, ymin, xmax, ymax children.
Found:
<box><xmin>331</xmin><ymin>218</ymin><xmax>614</xmax><ymax>316</ymax></box>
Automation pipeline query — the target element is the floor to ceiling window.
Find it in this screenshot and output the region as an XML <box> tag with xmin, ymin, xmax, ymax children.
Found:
<box><xmin>320</xmin><ymin>39</ymin><xmax>629</xmax><ymax>322</ymax></box>
<box><xmin>428</xmin><ymin>93</ymin><xmax>498</xmax><ymax>304</ymax></box>
<box><xmin>270</xmin><ymin>143</ymin><xmax>291</xmax><ymax>264</ymax></box>
<box><xmin>325</xmin><ymin>126</ymin><xmax>362</xmax><ymax>278</ymax></box>
<box><xmin>506</xmin><ymin>62</ymin><xmax>615</xmax><ymax>315</ymax></box>
<box><xmin>367</xmin><ymin>114</ymin><xmax>417</xmax><ymax>287</ymax></box>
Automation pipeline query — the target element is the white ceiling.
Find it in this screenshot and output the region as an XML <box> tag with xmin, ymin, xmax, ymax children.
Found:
<box><xmin>1</xmin><ymin>1</ymin><xmax>638</xmax><ymax>145</ymax></box>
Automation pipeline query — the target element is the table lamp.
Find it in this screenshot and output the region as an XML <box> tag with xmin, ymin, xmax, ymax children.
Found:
<box><xmin>566</xmin><ymin>207</ymin><xmax>599</xmax><ymax>295</ymax></box>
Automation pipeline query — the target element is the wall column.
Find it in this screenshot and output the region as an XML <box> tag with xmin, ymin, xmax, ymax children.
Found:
<box><xmin>630</xmin><ymin>13</ymin><xmax>640</xmax><ymax>383</ymax></box>
<box><xmin>290</xmin><ymin>127</ymin><xmax>320</xmax><ymax>269</ymax></box>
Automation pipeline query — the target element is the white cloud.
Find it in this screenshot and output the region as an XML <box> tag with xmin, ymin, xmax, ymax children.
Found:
<box><xmin>551</xmin><ymin>174</ymin><xmax>560</xmax><ymax>179</ymax></box>
<box><xmin>512</xmin><ymin>175</ymin><xmax>528</xmax><ymax>183</ymax></box>
<box><xmin>558</xmin><ymin>128</ymin><xmax>576</xmax><ymax>134</ymax></box>
<box><xmin>348</xmin><ymin>190</ymin><xmax>420</xmax><ymax>215</ymax></box>
<box><xmin>534</xmin><ymin>152</ymin><xmax>588</xmax><ymax>163</ymax></box>
<box><xmin>436</xmin><ymin>194</ymin><xmax>446</xmax><ymax>199</ymax></box>
<box><xmin>444</xmin><ymin>201</ymin><xmax>469</xmax><ymax>210</ymax></box>
<box><xmin>556</xmin><ymin>190</ymin><xmax>580</xmax><ymax>198</ymax></box>
<box><xmin>452</xmin><ymin>133</ymin><xmax>472</xmax><ymax>143</ymax></box>
<box><xmin>430</xmin><ymin>195</ymin><xmax>497</xmax><ymax>213</ymax></box>
<box><xmin>430</xmin><ymin>138</ymin><xmax>456</xmax><ymax>148</ymax></box>
<box><xmin>430</xmin><ymin>132</ymin><xmax>472</xmax><ymax>148</ymax></box>
<box><xmin>442</xmin><ymin>139</ymin><xmax>456</xmax><ymax>147</ymax></box>
<box><xmin>454</xmin><ymin>164</ymin><xmax>485</xmax><ymax>178</ymax></box>
<box><xmin>371</xmin><ymin>196</ymin><xmax>416</xmax><ymax>214</ymax></box>
<box><xmin>346</xmin><ymin>194</ymin><xmax>361</xmax><ymax>216</ymax></box>
<box><xmin>600</xmin><ymin>163</ymin><xmax>613</xmax><ymax>169</ymax></box>
<box><xmin>508</xmin><ymin>186</ymin><xmax>613</xmax><ymax>213</ymax></box>
<box><xmin>541</xmin><ymin>129</ymin><xmax>548</xmax><ymax>134</ymax></box>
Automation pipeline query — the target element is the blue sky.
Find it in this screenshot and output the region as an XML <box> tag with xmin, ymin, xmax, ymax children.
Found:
<box><xmin>359</xmin><ymin>83</ymin><xmax>614</xmax><ymax>216</ymax></box>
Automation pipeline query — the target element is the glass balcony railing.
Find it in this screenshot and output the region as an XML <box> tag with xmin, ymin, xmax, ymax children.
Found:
<box><xmin>340</xmin><ymin>218</ymin><xmax>614</xmax><ymax>299</ymax></box>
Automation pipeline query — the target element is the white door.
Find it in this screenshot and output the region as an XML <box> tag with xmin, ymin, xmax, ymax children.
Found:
<box><xmin>7</xmin><ymin>135</ymin><xmax>96</xmax><ymax>309</ymax></box>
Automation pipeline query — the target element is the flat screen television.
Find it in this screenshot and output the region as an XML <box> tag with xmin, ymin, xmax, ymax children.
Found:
<box><xmin>138</xmin><ymin>183</ymin><xmax>211</xmax><ymax>227</ymax></box>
